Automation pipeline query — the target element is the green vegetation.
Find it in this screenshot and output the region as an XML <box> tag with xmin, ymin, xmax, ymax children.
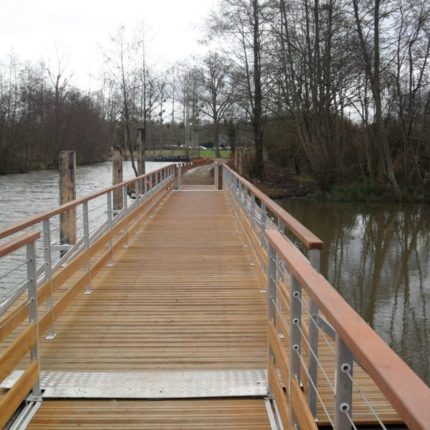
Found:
<box><xmin>328</xmin><ymin>177</ymin><xmax>385</xmax><ymax>202</ymax></box>
<box><xmin>198</xmin><ymin>149</ymin><xmax>231</xmax><ymax>159</ymax></box>
<box><xmin>141</xmin><ymin>149</ymin><xmax>231</xmax><ymax>159</ymax></box>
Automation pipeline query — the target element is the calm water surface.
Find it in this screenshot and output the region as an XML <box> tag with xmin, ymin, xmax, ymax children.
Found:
<box><xmin>0</xmin><ymin>161</ymin><xmax>170</xmax><ymax>300</ymax></box>
<box><xmin>282</xmin><ymin>199</ymin><xmax>430</xmax><ymax>386</ymax></box>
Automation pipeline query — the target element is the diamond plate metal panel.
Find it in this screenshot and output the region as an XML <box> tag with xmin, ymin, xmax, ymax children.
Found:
<box><xmin>1</xmin><ymin>369</ymin><xmax>268</xmax><ymax>399</ymax></box>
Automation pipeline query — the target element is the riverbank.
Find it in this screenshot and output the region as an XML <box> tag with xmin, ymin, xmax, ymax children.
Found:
<box><xmin>239</xmin><ymin>161</ymin><xmax>429</xmax><ymax>203</ymax></box>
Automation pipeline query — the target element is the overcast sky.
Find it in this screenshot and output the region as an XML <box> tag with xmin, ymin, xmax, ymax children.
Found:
<box><xmin>0</xmin><ymin>0</ymin><xmax>217</xmax><ymax>88</ymax></box>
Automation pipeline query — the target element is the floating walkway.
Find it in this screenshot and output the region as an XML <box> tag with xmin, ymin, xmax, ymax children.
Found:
<box><xmin>0</xmin><ymin>163</ymin><xmax>429</xmax><ymax>429</ymax></box>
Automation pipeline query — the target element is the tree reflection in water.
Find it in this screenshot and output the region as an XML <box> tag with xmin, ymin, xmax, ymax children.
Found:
<box><xmin>282</xmin><ymin>200</ymin><xmax>430</xmax><ymax>386</ymax></box>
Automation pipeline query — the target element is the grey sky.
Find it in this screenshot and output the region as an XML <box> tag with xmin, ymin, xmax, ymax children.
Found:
<box><xmin>0</xmin><ymin>0</ymin><xmax>217</xmax><ymax>87</ymax></box>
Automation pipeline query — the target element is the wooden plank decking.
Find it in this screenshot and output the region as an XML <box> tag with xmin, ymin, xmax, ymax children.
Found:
<box><xmin>26</xmin><ymin>188</ymin><xmax>270</xmax><ymax>428</ymax></box>
<box><xmin>37</xmin><ymin>190</ymin><xmax>267</xmax><ymax>372</ymax></box>
<box><xmin>5</xmin><ymin>184</ymin><xmax>401</xmax><ymax>428</ymax></box>
<box><xmin>28</xmin><ymin>399</ymin><xmax>272</xmax><ymax>429</ymax></box>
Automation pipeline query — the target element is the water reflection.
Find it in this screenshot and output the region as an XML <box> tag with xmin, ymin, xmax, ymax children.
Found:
<box><xmin>282</xmin><ymin>200</ymin><xmax>430</xmax><ymax>386</ymax></box>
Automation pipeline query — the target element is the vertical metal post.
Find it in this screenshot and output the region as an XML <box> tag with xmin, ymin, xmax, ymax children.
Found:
<box><xmin>178</xmin><ymin>165</ymin><xmax>182</xmax><ymax>190</ymax></box>
<box><xmin>107</xmin><ymin>192</ymin><xmax>114</xmax><ymax>266</ymax></box>
<box><xmin>122</xmin><ymin>185</ymin><xmax>129</xmax><ymax>248</ymax></box>
<box><xmin>290</xmin><ymin>275</ymin><xmax>302</xmax><ymax>385</ymax></box>
<box><xmin>335</xmin><ymin>337</ymin><xmax>354</xmax><ymax>430</ymax></box>
<box><xmin>82</xmin><ymin>202</ymin><xmax>92</xmax><ymax>294</ymax></box>
<box><xmin>268</xmin><ymin>243</ymin><xmax>277</xmax><ymax>396</ymax></box>
<box><xmin>308</xmin><ymin>248</ymin><xmax>321</xmax><ymax>417</ymax></box>
<box><xmin>251</xmin><ymin>194</ymin><xmax>256</xmax><ymax>229</ymax></box>
<box><xmin>268</xmin><ymin>245</ymin><xmax>277</xmax><ymax>325</ymax></box>
<box><xmin>277</xmin><ymin>218</ymin><xmax>285</xmax><ymax>235</ymax></box>
<box><xmin>122</xmin><ymin>185</ymin><xmax>128</xmax><ymax>211</ymax></box>
<box><xmin>214</xmin><ymin>162</ymin><xmax>219</xmax><ymax>190</ymax></box>
<box><xmin>260</xmin><ymin>203</ymin><xmax>267</xmax><ymax>247</ymax></box>
<box><xmin>137</xmin><ymin>127</ymin><xmax>145</xmax><ymax>194</ymax></box>
<box><xmin>144</xmin><ymin>176</ymin><xmax>148</xmax><ymax>197</ymax></box>
<box><xmin>240</xmin><ymin>183</ymin><xmax>245</xmax><ymax>206</ymax></box>
<box><xmin>26</xmin><ymin>241</ymin><xmax>41</xmax><ymax>397</ymax></box>
<box><xmin>42</xmin><ymin>219</ymin><xmax>56</xmax><ymax>339</ymax></box>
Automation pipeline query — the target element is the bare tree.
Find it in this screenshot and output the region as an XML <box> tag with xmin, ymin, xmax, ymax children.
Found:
<box><xmin>198</xmin><ymin>52</ymin><xmax>237</xmax><ymax>157</ymax></box>
<box><xmin>208</xmin><ymin>0</ymin><xmax>268</xmax><ymax>178</ymax></box>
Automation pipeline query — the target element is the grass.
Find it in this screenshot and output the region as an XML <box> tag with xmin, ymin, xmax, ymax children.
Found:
<box><xmin>198</xmin><ymin>149</ymin><xmax>231</xmax><ymax>159</ymax></box>
<box><xmin>142</xmin><ymin>149</ymin><xmax>232</xmax><ymax>159</ymax></box>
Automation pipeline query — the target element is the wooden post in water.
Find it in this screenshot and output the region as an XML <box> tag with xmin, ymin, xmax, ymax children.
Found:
<box><xmin>59</xmin><ymin>151</ymin><xmax>76</xmax><ymax>255</ymax></box>
<box><xmin>137</xmin><ymin>127</ymin><xmax>145</xmax><ymax>195</ymax></box>
<box><xmin>113</xmin><ymin>146</ymin><xmax>123</xmax><ymax>212</ymax></box>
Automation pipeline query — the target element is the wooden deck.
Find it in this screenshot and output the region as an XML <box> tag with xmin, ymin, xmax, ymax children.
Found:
<box><xmin>2</xmin><ymin>183</ymin><xmax>404</xmax><ymax>428</ymax></box>
<box><xmin>28</xmin><ymin>399</ymin><xmax>271</xmax><ymax>429</ymax></box>
<box><xmin>37</xmin><ymin>190</ymin><xmax>267</xmax><ymax>372</ymax></box>
<box><xmin>25</xmin><ymin>188</ymin><xmax>269</xmax><ymax>428</ymax></box>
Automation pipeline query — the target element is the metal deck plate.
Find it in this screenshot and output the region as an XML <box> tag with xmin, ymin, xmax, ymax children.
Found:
<box><xmin>1</xmin><ymin>369</ymin><xmax>267</xmax><ymax>399</ymax></box>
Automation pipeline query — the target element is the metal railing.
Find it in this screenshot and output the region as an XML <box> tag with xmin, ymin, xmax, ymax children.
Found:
<box><xmin>223</xmin><ymin>164</ymin><xmax>328</xmax><ymax>424</ymax></box>
<box><xmin>0</xmin><ymin>231</ymin><xmax>41</xmax><ymax>429</ymax></box>
<box><xmin>0</xmin><ymin>163</ymin><xmax>177</xmax><ymax>426</ymax></box>
<box><xmin>223</xmin><ymin>164</ymin><xmax>430</xmax><ymax>429</ymax></box>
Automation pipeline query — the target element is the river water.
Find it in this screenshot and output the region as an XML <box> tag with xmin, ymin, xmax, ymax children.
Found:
<box><xmin>0</xmin><ymin>161</ymin><xmax>170</xmax><ymax>302</ymax></box>
<box><xmin>282</xmin><ymin>199</ymin><xmax>430</xmax><ymax>386</ymax></box>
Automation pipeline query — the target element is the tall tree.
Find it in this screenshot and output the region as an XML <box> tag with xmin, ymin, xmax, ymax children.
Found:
<box><xmin>198</xmin><ymin>52</ymin><xmax>237</xmax><ymax>157</ymax></box>
<box><xmin>208</xmin><ymin>0</ymin><xmax>268</xmax><ymax>178</ymax></box>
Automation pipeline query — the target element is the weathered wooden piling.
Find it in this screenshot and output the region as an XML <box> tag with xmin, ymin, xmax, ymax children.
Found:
<box><xmin>113</xmin><ymin>146</ymin><xmax>123</xmax><ymax>212</ymax></box>
<box><xmin>59</xmin><ymin>151</ymin><xmax>77</xmax><ymax>252</ymax></box>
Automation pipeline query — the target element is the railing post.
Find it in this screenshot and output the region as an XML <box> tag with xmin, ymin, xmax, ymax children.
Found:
<box><xmin>26</xmin><ymin>240</ymin><xmax>41</xmax><ymax>398</ymax></box>
<box><xmin>122</xmin><ymin>184</ymin><xmax>128</xmax><ymax>210</ymax></box>
<box><xmin>240</xmin><ymin>182</ymin><xmax>245</xmax><ymax>206</ymax></box>
<box><xmin>144</xmin><ymin>176</ymin><xmax>148</xmax><ymax>197</ymax></box>
<box><xmin>260</xmin><ymin>203</ymin><xmax>267</xmax><ymax>248</ymax></box>
<box><xmin>107</xmin><ymin>191</ymin><xmax>114</xmax><ymax>267</ymax></box>
<box><xmin>335</xmin><ymin>336</ymin><xmax>354</xmax><ymax>430</ymax></box>
<box><xmin>214</xmin><ymin>162</ymin><xmax>219</xmax><ymax>190</ymax></box>
<box><xmin>307</xmin><ymin>248</ymin><xmax>321</xmax><ymax>418</ymax></box>
<box><xmin>122</xmin><ymin>185</ymin><xmax>129</xmax><ymax>248</ymax></box>
<box><xmin>268</xmin><ymin>244</ymin><xmax>277</xmax><ymax>327</ymax></box>
<box><xmin>83</xmin><ymin>202</ymin><xmax>93</xmax><ymax>294</ymax></box>
<box><xmin>177</xmin><ymin>164</ymin><xmax>182</xmax><ymax>190</ymax></box>
<box><xmin>277</xmin><ymin>218</ymin><xmax>285</xmax><ymax>235</ymax></box>
<box><xmin>251</xmin><ymin>194</ymin><xmax>256</xmax><ymax>230</ymax></box>
<box><xmin>290</xmin><ymin>275</ymin><xmax>302</xmax><ymax>384</ymax></box>
<box><xmin>268</xmin><ymin>243</ymin><xmax>277</xmax><ymax>396</ymax></box>
<box><xmin>42</xmin><ymin>219</ymin><xmax>56</xmax><ymax>339</ymax></box>
<box><xmin>289</xmin><ymin>274</ymin><xmax>302</xmax><ymax>428</ymax></box>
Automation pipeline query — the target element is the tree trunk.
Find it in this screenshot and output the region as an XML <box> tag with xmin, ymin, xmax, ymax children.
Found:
<box><xmin>252</xmin><ymin>0</ymin><xmax>264</xmax><ymax>179</ymax></box>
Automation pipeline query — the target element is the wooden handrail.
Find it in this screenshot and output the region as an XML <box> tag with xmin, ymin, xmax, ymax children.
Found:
<box><xmin>223</xmin><ymin>165</ymin><xmax>322</xmax><ymax>250</ymax></box>
<box><xmin>0</xmin><ymin>164</ymin><xmax>173</xmax><ymax>241</ymax></box>
<box><xmin>266</xmin><ymin>228</ymin><xmax>430</xmax><ymax>430</ymax></box>
<box><xmin>0</xmin><ymin>231</ymin><xmax>40</xmax><ymax>257</ymax></box>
